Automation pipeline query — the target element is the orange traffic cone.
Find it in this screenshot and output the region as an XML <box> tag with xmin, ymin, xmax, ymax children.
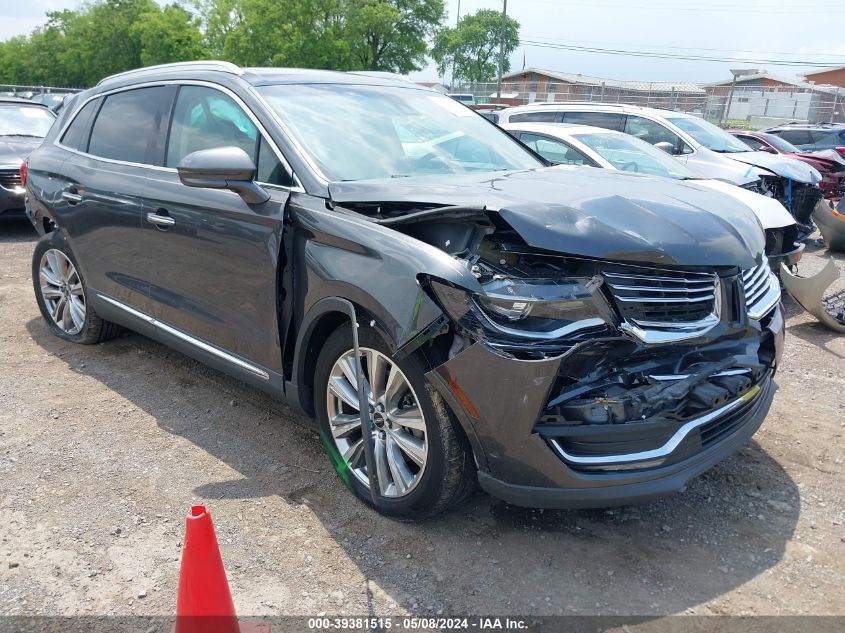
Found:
<box><xmin>175</xmin><ymin>505</ymin><xmax>240</xmax><ymax>633</ymax></box>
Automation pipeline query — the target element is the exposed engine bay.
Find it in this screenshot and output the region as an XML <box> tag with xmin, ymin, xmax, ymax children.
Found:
<box><xmin>338</xmin><ymin>201</ymin><xmax>781</xmax><ymax>447</ymax></box>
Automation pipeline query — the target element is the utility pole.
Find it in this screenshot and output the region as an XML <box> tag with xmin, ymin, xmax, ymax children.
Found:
<box><xmin>722</xmin><ymin>69</ymin><xmax>741</xmax><ymax>125</ymax></box>
<box><xmin>496</xmin><ymin>0</ymin><xmax>508</xmax><ymax>102</ymax></box>
<box><xmin>450</xmin><ymin>0</ymin><xmax>461</xmax><ymax>90</ymax></box>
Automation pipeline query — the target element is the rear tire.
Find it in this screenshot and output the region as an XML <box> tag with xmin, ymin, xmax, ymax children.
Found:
<box><xmin>314</xmin><ymin>323</ymin><xmax>475</xmax><ymax>519</ymax></box>
<box><xmin>32</xmin><ymin>232</ymin><xmax>121</xmax><ymax>345</ymax></box>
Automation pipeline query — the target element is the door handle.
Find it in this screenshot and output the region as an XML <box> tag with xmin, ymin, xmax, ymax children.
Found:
<box><xmin>61</xmin><ymin>191</ymin><xmax>82</xmax><ymax>204</ymax></box>
<box><xmin>146</xmin><ymin>211</ymin><xmax>175</xmax><ymax>228</ymax></box>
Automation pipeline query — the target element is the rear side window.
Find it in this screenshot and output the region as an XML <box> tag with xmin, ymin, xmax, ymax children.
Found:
<box><xmin>561</xmin><ymin>111</ymin><xmax>623</xmax><ymax>131</ymax></box>
<box><xmin>776</xmin><ymin>130</ymin><xmax>812</xmax><ymax>146</ymax></box>
<box><xmin>88</xmin><ymin>87</ymin><xmax>170</xmax><ymax>164</ymax></box>
<box><xmin>509</xmin><ymin>111</ymin><xmax>560</xmax><ymax>123</ymax></box>
<box><xmin>60</xmin><ymin>99</ymin><xmax>99</xmax><ymax>151</ymax></box>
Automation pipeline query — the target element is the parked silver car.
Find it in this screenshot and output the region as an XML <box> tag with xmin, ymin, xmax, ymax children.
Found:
<box><xmin>496</xmin><ymin>103</ymin><xmax>824</xmax><ymax>227</ymax></box>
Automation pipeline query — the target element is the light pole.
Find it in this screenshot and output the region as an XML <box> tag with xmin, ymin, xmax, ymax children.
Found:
<box><xmin>496</xmin><ymin>0</ymin><xmax>508</xmax><ymax>102</ymax></box>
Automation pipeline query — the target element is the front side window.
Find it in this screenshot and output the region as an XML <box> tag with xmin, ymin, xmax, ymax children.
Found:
<box><xmin>519</xmin><ymin>133</ymin><xmax>595</xmax><ymax>166</ymax></box>
<box><xmin>573</xmin><ymin>132</ymin><xmax>697</xmax><ymax>179</ymax></box>
<box><xmin>0</xmin><ymin>103</ymin><xmax>55</xmax><ymax>139</ymax></box>
<box><xmin>734</xmin><ymin>134</ymin><xmax>765</xmax><ymax>151</ymax></box>
<box><xmin>166</xmin><ymin>85</ymin><xmax>292</xmax><ymax>186</ymax></box>
<box><xmin>167</xmin><ymin>86</ymin><xmax>258</xmax><ymax>167</ymax></box>
<box><xmin>623</xmin><ymin>115</ymin><xmax>683</xmax><ymax>151</ymax></box>
<box><xmin>666</xmin><ymin>116</ymin><xmax>754</xmax><ymax>153</ymax></box>
<box><xmin>757</xmin><ymin>132</ymin><xmax>800</xmax><ymax>153</ymax></box>
<box><xmin>257</xmin><ymin>84</ymin><xmax>542</xmax><ymax>182</ymax></box>
<box><xmin>88</xmin><ymin>87</ymin><xmax>170</xmax><ymax>164</ymax></box>
<box><xmin>561</xmin><ymin>111</ymin><xmax>624</xmax><ymax>131</ymax></box>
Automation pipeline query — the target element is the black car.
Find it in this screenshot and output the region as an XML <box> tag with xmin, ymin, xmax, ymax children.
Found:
<box><xmin>25</xmin><ymin>62</ymin><xmax>784</xmax><ymax>518</ymax></box>
<box><xmin>763</xmin><ymin>122</ymin><xmax>845</xmax><ymax>154</ymax></box>
<box><xmin>0</xmin><ymin>97</ymin><xmax>55</xmax><ymax>220</ymax></box>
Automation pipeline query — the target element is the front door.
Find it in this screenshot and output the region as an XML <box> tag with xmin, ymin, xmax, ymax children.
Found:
<box><xmin>133</xmin><ymin>84</ymin><xmax>294</xmax><ymax>374</ymax></box>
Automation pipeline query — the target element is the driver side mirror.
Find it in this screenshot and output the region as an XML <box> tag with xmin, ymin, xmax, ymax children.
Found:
<box><xmin>177</xmin><ymin>147</ymin><xmax>270</xmax><ymax>204</ymax></box>
<box><xmin>654</xmin><ymin>141</ymin><xmax>675</xmax><ymax>155</ymax></box>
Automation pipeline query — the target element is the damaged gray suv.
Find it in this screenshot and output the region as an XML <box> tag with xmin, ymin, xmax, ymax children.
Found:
<box><xmin>25</xmin><ymin>62</ymin><xmax>784</xmax><ymax>518</ymax></box>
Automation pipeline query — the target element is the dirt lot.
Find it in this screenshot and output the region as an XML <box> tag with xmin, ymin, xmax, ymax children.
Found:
<box><xmin>1</xmin><ymin>217</ymin><xmax>844</xmax><ymax>619</ymax></box>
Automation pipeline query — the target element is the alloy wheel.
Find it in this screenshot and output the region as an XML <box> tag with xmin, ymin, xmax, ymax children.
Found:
<box><xmin>39</xmin><ymin>249</ymin><xmax>86</xmax><ymax>335</ymax></box>
<box><xmin>326</xmin><ymin>347</ymin><xmax>428</xmax><ymax>497</ymax></box>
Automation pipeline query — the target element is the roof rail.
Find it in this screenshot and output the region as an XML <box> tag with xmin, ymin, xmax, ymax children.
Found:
<box><xmin>97</xmin><ymin>61</ymin><xmax>242</xmax><ymax>86</ymax></box>
<box><xmin>521</xmin><ymin>101</ymin><xmax>631</xmax><ymax>108</ymax></box>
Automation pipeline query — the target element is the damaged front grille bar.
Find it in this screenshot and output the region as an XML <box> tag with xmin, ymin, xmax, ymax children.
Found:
<box><xmin>548</xmin><ymin>383</ymin><xmax>762</xmax><ymax>468</ymax></box>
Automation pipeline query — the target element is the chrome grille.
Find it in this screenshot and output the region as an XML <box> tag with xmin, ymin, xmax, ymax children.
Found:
<box><xmin>602</xmin><ymin>266</ymin><xmax>721</xmax><ymax>343</ymax></box>
<box><xmin>603</xmin><ymin>268</ymin><xmax>718</xmax><ymax>324</ymax></box>
<box><xmin>742</xmin><ymin>260</ymin><xmax>780</xmax><ymax>320</ymax></box>
<box><xmin>0</xmin><ymin>170</ymin><xmax>22</xmax><ymax>190</ymax></box>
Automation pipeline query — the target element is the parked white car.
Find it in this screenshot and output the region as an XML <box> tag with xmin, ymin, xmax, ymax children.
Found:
<box><xmin>496</xmin><ymin>103</ymin><xmax>824</xmax><ymax>229</ymax></box>
<box><xmin>502</xmin><ymin>122</ymin><xmax>803</xmax><ymax>267</ymax></box>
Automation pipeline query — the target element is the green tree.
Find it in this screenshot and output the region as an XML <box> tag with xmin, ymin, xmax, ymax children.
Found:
<box><xmin>189</xmin><ymin>0</ymin><xmax>241</xmax><ymax>57</ymax></box>
<box><xmin>431</xmin><ymin>8</ymin><xmax>520</xmax><ymax>83</ymax></box>
<box><xmin>132</xmin><ymin>4</ymin><xmax>208</xmax><ymax>66</ymax></box>
<box><xmin>347</xmin><ymin>0</ymin><xmax>445</xmax><ymax>73</ymax></box>
<box><xmin>219</xmin><ymin>0</ymin><xmax>443</xmax><ymax>72</ymax></box>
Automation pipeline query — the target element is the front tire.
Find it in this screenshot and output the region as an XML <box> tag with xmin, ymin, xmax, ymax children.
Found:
<box><xmin>32</xmin><ymin>232</ymin><xmax>120</xmax><ymax>344</ymax></box>
<box><xmin>315</xmin><ymin>323</ymin><xmax>475</xmax><ymax>518</ymax></box>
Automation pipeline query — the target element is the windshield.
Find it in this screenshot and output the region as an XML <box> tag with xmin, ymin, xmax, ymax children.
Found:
<box><xmin>257</xmin><ymin>84</ymin><xmax>542</xmax><ymax>181</ymax></box>
<box><xmin>0</xmin><ymin>104</ymin><xmax>55</xmax><ymax>137</ymax></box>
<box><xmin>666</xmin><ymin>116</ymin><xmax>752</xmax><ymax>153</ymax></box>
<box><xmin>757</xmin><ymin>132</ymin><xmax>802</xmax><ymax>154</ymax></box>
<box><xmin>573</xmin><ymin>132</ymin><xmax>697</xmax><ymax>179</ymax></box>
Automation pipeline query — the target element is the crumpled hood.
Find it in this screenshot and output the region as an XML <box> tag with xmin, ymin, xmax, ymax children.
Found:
<box><xmin>725</xmin><ymin>150</ymin><xmax>822</xmax><ymax>184</ymax></box>
<box><xmin>0</xmin><ymin>137</ymin><xmax>42</xmax><ymax>166</ymax></box>
<box><xmin>796</xmin><ymin>149</ymin><xmax>845</xmax><ymax>170</ymax></box>
<box><xmin>330</xmin><ymin>168</ymin><xmax>765</xmax><ymax>269</ymax></box>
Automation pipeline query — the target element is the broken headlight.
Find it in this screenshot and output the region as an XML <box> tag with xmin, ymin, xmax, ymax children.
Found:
<box><xmin>428</xmin><ymin>276</ymin><xmax>612</xmax><ymax>340</ymax></box>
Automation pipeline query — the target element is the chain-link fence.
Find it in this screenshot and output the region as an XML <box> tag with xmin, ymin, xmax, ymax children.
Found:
<box><xmin>0</xmin><ymin>84</ymin><xmax>81</xmax><ymax>102</ymax></box>
<box><xmin>449</xmin><ymin>80</ymin><xmax>845</xmax><ymax>128</ymax></box>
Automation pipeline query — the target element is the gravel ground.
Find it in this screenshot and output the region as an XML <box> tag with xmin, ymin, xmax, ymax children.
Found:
<box><xmin>1</xmin><ymin>217</ymin><xmax>844</xmax><ymax>618</ymax></box>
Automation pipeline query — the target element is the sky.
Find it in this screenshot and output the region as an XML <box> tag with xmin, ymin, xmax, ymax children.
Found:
<box><xmin>3</xmin><ymin>0</ymin><xmax>845</xmax><ymax>84</ymax></box>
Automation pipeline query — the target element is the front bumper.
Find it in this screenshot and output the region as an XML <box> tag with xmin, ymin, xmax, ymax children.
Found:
<box><xmin>0</xmin><ymin>188</ymin><xmax>26</xmax><ymax>216</ymax></box>
<box><xmin>426</xmin><ymin>304</ymin><xmax>785</xmax><ymax>509</ymax></box>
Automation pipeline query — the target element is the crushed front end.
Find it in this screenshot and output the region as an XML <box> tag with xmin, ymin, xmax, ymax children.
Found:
<box><xmin>416</xmin><ymin>230</ymin><xmax>784</xmax><ymax>509</ymax></box>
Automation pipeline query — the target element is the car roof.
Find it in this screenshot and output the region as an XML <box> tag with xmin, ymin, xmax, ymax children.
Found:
<box><xmin>765</xmin><ymin>122</ymin><xmax>845</xmax><ymax>131</ymax></box>
<box><xmin>501</xmin><ymin>122</ymin><xmax>623</xmax><ymax>138</ymax></box>
<box><xmin>95</xmin><ymin>60</ymin><xmax>430</xmax><ymax>91</ymax></box>
<box><xmin>0</xmin><ymin>96</ymin><xmax>51</xmax><ymax>106</ymax></box>
<box><xmin>499</xmin><ymin>102</ymin><xmax>696</xmax><ymax>120</ymax></box>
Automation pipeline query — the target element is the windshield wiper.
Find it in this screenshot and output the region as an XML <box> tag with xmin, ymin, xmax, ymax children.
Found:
<box><xmin>1</xmin><ymin>134</ymin><xmax>44</xmax><ymax>139</ymax></box>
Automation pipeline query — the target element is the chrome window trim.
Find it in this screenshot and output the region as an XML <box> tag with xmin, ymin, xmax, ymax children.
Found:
<box><xmin>549</xmin><ymin>384</ymin><xmax>762</xmax><ymax>466</ymax></box>
<box><xmin>97</xmin><ymin>294</ymin><xmax>270</xmax><ymax>380</ymax></box>
<box><xmin>53</xmin><ymin>79</ymin><xmax>304</xmax><ymax>193</ymax></box>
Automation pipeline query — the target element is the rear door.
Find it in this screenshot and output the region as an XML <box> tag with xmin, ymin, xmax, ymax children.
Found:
<box><xmin>132</xmin><ymin>83</ymin><xmax>294</xmax><ymax>374</ymax></box>
<box><xmin>55</xmin><ymin>85</ymin><xmax>175</xmax><ymax>317</ymax></box>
